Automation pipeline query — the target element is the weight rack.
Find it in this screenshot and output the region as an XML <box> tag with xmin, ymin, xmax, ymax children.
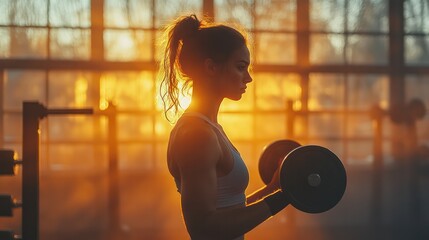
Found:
<box><xmin>1</xmin><ymin>102</ymin><xmax>93</xmax><ymax>240</ymax></box>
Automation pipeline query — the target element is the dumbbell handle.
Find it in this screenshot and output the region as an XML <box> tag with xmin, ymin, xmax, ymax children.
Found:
<box><xmin>263</xmin><ymin>191</ymin><xmax>290</xmax><ymax>215</ymax></box>
<box><xmin>12</xmin><ymin>199</ymin><xmax>22</xmax><ymax>208</ymax></box>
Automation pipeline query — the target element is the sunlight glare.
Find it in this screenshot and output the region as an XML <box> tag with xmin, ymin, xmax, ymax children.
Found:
<box><xmin>100</xmin><ymin>73</ymin><xmax>116</xmax><ymax>110</ymax></box>
<box><xmin>156</xmin><ymin>81</ymin><xmax>192</xmax><ymax>112</ymax></box>
<box><xmin>75</xmin><ymin>75</ymin><xmax>88</xmax><ymax>107</ymax></box>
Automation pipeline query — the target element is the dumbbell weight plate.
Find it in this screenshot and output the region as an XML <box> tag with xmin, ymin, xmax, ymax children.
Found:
<box><xmin>0</xmin><ymin>231</ymin><xmax>17</xmax><ymax>240</ymax></box>
<box><xmin>408</xmin><ymin>98</ymin><xmax>426</xmax><ymax>120</ymax></box>
<box><xmin>280</xmin><ymin>145</ymin><xmax>347</xmax><ymax>213</ymax></box>
<box><xmin>0</xmin><ymin>150</ymin><xmax>16</xmax><ymax>175</ymax></box>
<box><xmin>259</xmin><ymin>140</ymin><xmax>301</xmax><ymax>184</ymax></box>
<box><xmin>0</xmin><ymin>195</ymin><xmax>15</xmax><ymax>216</ymax></box>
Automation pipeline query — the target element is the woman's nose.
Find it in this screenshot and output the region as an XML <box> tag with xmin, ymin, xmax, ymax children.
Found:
<box><xmin>245</xmin><ymin>72</ymin><xmax>253</xmax><ymax>83</ymax></box>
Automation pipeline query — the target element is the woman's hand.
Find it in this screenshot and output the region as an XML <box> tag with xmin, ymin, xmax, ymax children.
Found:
<box><xmin>267</xmin><ymin>162</ymin><xmax>282</xmax><ymax>193</ymax></box>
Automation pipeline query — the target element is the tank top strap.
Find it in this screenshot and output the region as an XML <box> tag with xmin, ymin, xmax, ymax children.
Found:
<box><xmin>181</xmin><ymin>112</ymin><xmax>238</xmax><ymax>152</ymax></box>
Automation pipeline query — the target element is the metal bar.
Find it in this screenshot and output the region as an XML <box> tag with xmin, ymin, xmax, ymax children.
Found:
<box><xmin>3</xmin><ymin>59</ymin><xmax>429</xmax><ymax>74</ymax></box>
<box><xmin>22</xmin><ymin>102</ymin><xmax>42</xmax><ymax>240</ymax></box>
<box><xmin>203</xmin><ymin>0</ymin><xmax>215</xmax><ymax>19</ymax></box>
<box><xmin>371</xmin><ymin>105</ymin><xmax>383</xmax><ymax>227</ymax></box>
<box><xmin>389</xmin><ymin>0</ymin><xmax>405</xmax><ymax>106</ymax></box>
<box><xmin>286</xmin><ymin>100</ymin><xmax>295</xmax><ymax>139</ymax></box>
<box><xmin>21</xmin><ymin>101</ymin><xmax>95</xmax><ymax>240</ymax></box>
<box><xmin>91</xmin><ymin>0</ymin><xmax>104</xmax><ymax>61</ymax></box>
<box><xmin>3</xmin><ymin>108</ymin><xmax>376</xmax><ymax>115</ymax></box>
<box><xmin>0</xmin><ymin>69</ymin><xmax>4</xmax><ymax>148</ymax></box>
<box><xmin>106</xmin><ymin>103</ymin><xmax>120</xmax><ymax>237</ymax></box>
<box><xmin>0</xmin><ymin>60</ymin><xmax>156</xmax><ymax>71</ymax></box>
<box><xmin>46</xmin><ymin>109</ymin><xmax>93</xmax><ymax>115</ymax></box>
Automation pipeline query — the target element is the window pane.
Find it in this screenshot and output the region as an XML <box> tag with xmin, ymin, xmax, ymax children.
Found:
<box><xmin>254</xmin><ymin>114</ymin><xmax>286</xmax><ymax>140</ymax></box>
<box><xmin>405</xmin><ymin>0</ymin><xmax>429</xmax><ymax>33</ymax></box>
<box><xmin>307</xmin><ymin>140</ymin><xmax>344</xmax><ymax>163</ymax></box>
<box><xmin>0</xmin><ymin>28</ymin><xmax>10</xmax><ymax>58</ymax></box>
<box><xmin>154</xmin><ymin>30</ymin><xmax>164</xmax><ymax>62</ymax></box>
<box><xmin>0</xmin><ymin>0</ymin><xmax>12</xmax><ymax>24</ymax></box>
<box><xmin>50</xmin><ymin>29</ymin><xmax>90</xmax><ymax>59</ymax></box>
<box><xmin>9</xmin><ymin>28</ymin><xmax>47</xmax><ymax>58</ymax></box>
<box><xmin>347</xmin><ymin>35</ymin><xmax>388</xmax><ymax>65</ymax></box>
<box><xmin>155</xmin><ymin>0</ymin><xmax>202</xmax><ymax>28</ymax></box>
<box><xmin>3</xmin><ymin>113</ymin><xmax>22</xmax><ymax>142</ymax></box>
<box><xmin>348</xmin><ymin>140</ymin><xmax>373</xmax><ymax>164</ymax></box>
<box><xmin>7</xmin><ymin>0</ymin><xmax>48</xmax><ymax>26</ymax></box>
<box><xmin>50</xmin><ymin>0</ymin><xmax>90</xmax><ymax>27</ymax></box>
<box><xmin>215</xmin><ymin>0</ymin><xmax>253</xmax><ymax>29</ymax></box>
<box><xmin>309</xmin><ymin>74</ymin><xmax>344</xmax><ymax>110</ymax></box>
<box><xmin>155</xmin><ymin>115</ymin><xmax>173</xmax><ymax>140</ymax></box>
<box><xmin>48</xmin><ymin>144</ymin><xmax>100</xmax><ymax>170</ymax></box>
<box><xmin>48</xmin><ymin>71</ymin><xmax>97</xmax><ymax>108</ymax></box>
<box><xmin>48</xmin><ymin>116</ymin><xmax>94</xmax><ymax>141</ymax></box>
<box><xmin>406</xmin><ymin>75</ymin><xmax>429</xmax><ymax>103</ymax></box>
<box><xmin>347</xmin><ymin>115</ymin><xmax>372</xmax><ymax>137</ymax></box>
<box><xmin>218</xmin><ymin>113</ymin><xmax>253</xmax><ymax>140</ymax></box>
<box><xmin>104</xmin><ymin>30</ymin><xmax>152</xmax><ymax>61</ymax></box>
<box><xmin>255</xmin><ymin>0</ymin><xmax>296</xmax><ymax>31</ymax></box>
<box><xmin>119</xmin><ymin>144</ymin><xmax>154</xmax><ymax>170</ymax></box>
<box><xmin>255</xmin><ymin>73</ymin><xmax>301</xmax><ymax>110</ymax></box>
<box><xmin>256</xmin><ymin>33</ymin><xmax>295</xmax><ymax>64</ymax></box>
<box><xmin>156</xmin><ymin>143</ymin><xmax>169</xmax><ymax>170</ymax></box>
<box><xmin>347</xmin><ymin>74</ymin><xmax>389</xmax><ymax>109</ymax></box>
<box><xmin>310</xmin><ymin>0</ymin><xmax>345</xmax><ymax>32</ymax></box>
<box><xmin>100</xmin><ymin>71</ymin><xmax>154</xmax><ymax>110</ymax></box>
<box><xmin>117</xmin><ymin>115</ymin><xmax>153</xmax><ymax>140</ymax></box>
<box><xmin>346</xmin><ymin>0</ymin><xmax>388</xmax><ymax>32</ymax></box>
<box><xmin>105</xmin><ymin>0</ymin><xmax>152</xmax><ymax>28</ymax></box>
<box><xmin>4</xmin><ymin>70</ymin><xmax>47</xmax><ymax>110</ymax></box>
<box><xmin>405</xmin><ymin>36</ymin><xmax>429</xmax><ymax>65</ymax></box>
<box><xmin>310</xmin><ymin>34</ymin><xmax>345</xmax><ymax>64</ymax></box>
<box><xmin>308</xmin><ymin>115</ymin><xmax>344</xmax><ymax>137</ymax></box>
<box><xmin>293</xmin><ymin>115</ymin><xmax>307</xmax><ymax>138</ymax></box>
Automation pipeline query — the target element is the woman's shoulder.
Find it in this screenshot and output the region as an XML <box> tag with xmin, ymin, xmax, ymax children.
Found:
<box><xmin>174</xmin><ymin>117</ymin><xmax>217</xmax><ymax>145</ymax></box>
<box><xmin>171</xmin><ymin>117</ymin><xmax>222</xmax><ymax>166</ymax></box>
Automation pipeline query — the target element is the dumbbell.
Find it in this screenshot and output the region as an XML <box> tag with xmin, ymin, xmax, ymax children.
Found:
<box><xmin>0</xmin><ymin>195</ymin><xmax>22</xmax><ymax>217</ymax></box>
<box><xmin>0</xmin><ymin>231</ymin><xmax>21</xmax><ymax>240</ymax></box>
<box><xmin>259</xmin><ymin>140</ymin><xmax>347</xmax><ymax>213</ymax></box>
<box><xmin>259</xmin><ymin>140</ymin><xmax>302</xmax><ymax>184</ymax></box>
<box><xmin>371</xmin><ymin>98</ymin><xmax>427</xmax><ymax>124</ymax></box>
<box><xmin>0</xmin><ymin>150</ymin><xmax>22</xmax><ymax>175</ymax></box>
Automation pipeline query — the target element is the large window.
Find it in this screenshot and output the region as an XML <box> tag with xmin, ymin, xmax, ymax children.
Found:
<box><xmin>2</xmin><ymin>1</ymin><xmax>429</xmax><ymax>238</ymax></box>
<box><xmin>1</xmin><ymin>0</ymin><xmax>428</xmax><ymax>172</ymax></box>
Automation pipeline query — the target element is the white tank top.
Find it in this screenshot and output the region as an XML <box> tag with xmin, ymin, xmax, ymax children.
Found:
<box><xmin>167</xmin><ymin>112</ymin><xmax>249</xmax><ymax>208</ymax></box>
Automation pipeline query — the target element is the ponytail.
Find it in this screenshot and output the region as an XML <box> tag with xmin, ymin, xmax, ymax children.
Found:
<box><xmin>159</xmin><ymin>14</ymin><xmax>200</xmax><ymax>122</ymax></box>
<box><xmin>159</xmin><ymin>14</ymin><xmax>247</xmax><ymax>122</ymax></box>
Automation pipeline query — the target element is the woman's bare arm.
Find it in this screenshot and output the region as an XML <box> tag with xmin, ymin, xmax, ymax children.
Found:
<box><xmin>175</xmin><ymin>122</ymin><xmax>275</xmax><ymax>239</ymax></box>
<box><xmin>246</xmin><ymin>167</ymin><xmax>281</xmax><ymax>205</ymax></box>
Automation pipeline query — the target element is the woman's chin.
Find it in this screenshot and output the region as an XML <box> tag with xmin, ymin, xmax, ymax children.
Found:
<box><xmin>227</xmin><ymin>95</ymin><xmax>243</xmax><ymax>101</ymax></box>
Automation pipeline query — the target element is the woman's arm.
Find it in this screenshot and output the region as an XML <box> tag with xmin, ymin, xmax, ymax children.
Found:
<box><xmin>246</xmin><ymin>167</ymin><xmax>281</xmax><ymax>205</ymax></box>
<box><xmin>175</xmin><ymin>122</ymin><xmax>275</xmax><ymax>240</ymax></box>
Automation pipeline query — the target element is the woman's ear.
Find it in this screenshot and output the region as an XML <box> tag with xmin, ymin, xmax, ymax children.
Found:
<box><xmin>203</xmin><ymin>58</ymin><xmax>219</xmax><ymax>77</ymax></box>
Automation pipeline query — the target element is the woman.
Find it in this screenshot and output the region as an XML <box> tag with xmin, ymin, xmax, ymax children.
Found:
<box><xmin>159</xmin><ymin>14</ymin><xmax>288</xmax><ymax>240</ymax></box>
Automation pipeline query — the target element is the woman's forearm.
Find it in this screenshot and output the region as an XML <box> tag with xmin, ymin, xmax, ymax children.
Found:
<box><xmin>187</xmin><ymin>199</ymin><xmax>273</xmax><ymax>240</ymax></box>
<box><xmin>246</xmin><ymin>184</ymin><xmax>277</xmax><ymax>205</ymax></box>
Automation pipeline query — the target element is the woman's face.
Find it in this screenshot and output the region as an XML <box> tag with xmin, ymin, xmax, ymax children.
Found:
<box><xmin>217</xmin><ymin>45</ymin><xmax>253</xmax><ymax>101</ymax></box>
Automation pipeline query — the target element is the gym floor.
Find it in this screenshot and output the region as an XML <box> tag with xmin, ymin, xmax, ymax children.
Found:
<box><xmin>1</xmin><ymin>167</ymin><xmax>428</xmax><ymax>240</ymax></box>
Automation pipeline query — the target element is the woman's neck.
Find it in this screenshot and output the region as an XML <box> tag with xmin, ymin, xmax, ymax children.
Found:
<box><xmin>186</xmin><ymin>87</ymin><xmax>222</xmax><ymax>123</ymax></box>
